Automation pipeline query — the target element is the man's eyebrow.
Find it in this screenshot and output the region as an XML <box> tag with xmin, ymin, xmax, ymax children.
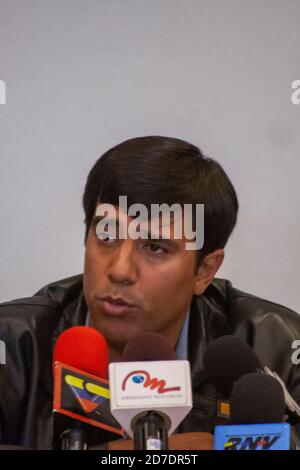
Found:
<box><xmin>91</xmin><ymin>215</ymin><xmax>119</xmax><ymax>226</ymax></box>
<box><xmin>91</xmin><ymin>215</ymin><xmax>181</xmax><ymax>248</ymax></box>
<box><xmin>139</xmin><ymin>220</ymin><xmax>177</xmax><ymax>240</ymax></box>
<box><xmin>139</xmin><ymin>227</ymin><xmax>182</xmax><ymax>250</ymax></box>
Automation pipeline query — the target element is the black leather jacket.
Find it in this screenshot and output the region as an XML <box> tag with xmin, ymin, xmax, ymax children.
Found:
<box><xmin>1</xmin><ymin>274</ymin><xmax>300</xmax><ymax>449</ymax></box>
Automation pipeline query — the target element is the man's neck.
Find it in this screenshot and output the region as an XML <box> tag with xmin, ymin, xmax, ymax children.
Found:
<box><xmin>108</xmin><ymin>346</ymin><xmax>124</xmax><ymax>364</ymax></box>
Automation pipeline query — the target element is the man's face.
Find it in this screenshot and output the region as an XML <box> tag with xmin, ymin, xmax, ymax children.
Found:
<box><xmin>83</xmin><ymin>204</ymin><xmax>204</xmax><ymax>353</ymax></box>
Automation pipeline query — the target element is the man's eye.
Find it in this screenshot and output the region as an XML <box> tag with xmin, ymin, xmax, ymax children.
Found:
<box><xmin>145</xmin><ymin>243</ymin><xmax>167</xmax><ymax>254</ymax></box>
<box><xmin>96</xmin><ymin>232</ymin><xmax>116</xmax><ymax>242</ymax></box>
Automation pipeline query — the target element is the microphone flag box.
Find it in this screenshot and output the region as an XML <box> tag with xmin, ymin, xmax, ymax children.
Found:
<box><xmin>53</xmin><ymin>361</ymin><xmax>124</xmax><ymax>436</ymax></box>
<box><xmin>109</xmin><ymin>360</ymin><xmax>192</xmax><ymax>438</ymax></box>
<box><xmin>214</xmin><ymin>423</ymin><xmax>291</xmax><ymax>450</ymax></box>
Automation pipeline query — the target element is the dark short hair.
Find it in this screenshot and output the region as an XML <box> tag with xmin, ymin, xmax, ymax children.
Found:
<box><xmin>82</xmin><ymin>136</ymin><xmax>239</xmax><ymax>269</ymax></box>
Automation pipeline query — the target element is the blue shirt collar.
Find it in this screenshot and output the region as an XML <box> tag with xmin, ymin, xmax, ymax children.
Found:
<box><xmin>175</xmin><ymin>311</ymin><xmax>190</xmax><ymax>360</ymax></box>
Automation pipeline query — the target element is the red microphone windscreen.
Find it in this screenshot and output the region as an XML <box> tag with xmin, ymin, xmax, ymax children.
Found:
<box><xmin>53</xmin><ymin>326</ymin><xmax>108</xmax><ymax>379</ymax></box>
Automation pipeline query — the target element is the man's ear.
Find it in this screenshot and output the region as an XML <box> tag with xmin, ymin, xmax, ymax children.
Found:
<box><xmin>193</xmin><ymin>249</ymin><xmax>225</xmax><ymax>296</ymax></box>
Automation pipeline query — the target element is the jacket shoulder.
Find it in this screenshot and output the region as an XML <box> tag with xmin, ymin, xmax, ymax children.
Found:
<box><xmin>0</xmin><ymin>295</ymin><xmax>59</xmax><ymax>328</ymax></box>
<box><xmin>0</xmin><ymin>274</ymin><xmax>85</xmax><ymax>448</ymax></box>
<box><xmin>206</xmin><ymin>279</ymin><xmax>300</xmax><ymax>383</ymax></box>
<box><xmin>0</xmin><ymin>273</ymin><xmax>85</xmax><ymax>342</ymax></box>
<box><xmin>34</xmin><ymin>273</ymin><xmax>83</xmax><ymax>306</ymax></box>
<box><xmin>206</xmin><ymin>277</ymin><xmax>300</xmax><ymax>328</ymax></box>
<box><xmin>226</xmin><ymin>282</ymin><xmax>300</xmax><ymax>330</ymax></box>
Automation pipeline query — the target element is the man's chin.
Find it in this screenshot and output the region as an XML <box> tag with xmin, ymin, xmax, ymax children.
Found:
<box><xmin>91</xmin><ymin>320</ymin><xmax>140</xmax><ymax>352</ymax></box>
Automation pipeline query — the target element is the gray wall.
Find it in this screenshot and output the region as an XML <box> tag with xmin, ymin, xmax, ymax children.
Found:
<box><xmin>1</xmin><ymin>0</ymin><xmax>299</xmax><ymax>312</ymax></box>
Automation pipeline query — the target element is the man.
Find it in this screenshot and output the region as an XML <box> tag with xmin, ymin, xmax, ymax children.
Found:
<box><xmin>0</xmin><ymin>136</ymin><xmax>300</xmax><ymax>449</ymax></box>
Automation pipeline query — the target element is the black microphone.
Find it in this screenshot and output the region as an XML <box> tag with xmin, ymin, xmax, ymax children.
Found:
<box><xmin>203</xmin><ymin>335</ymin><xmax>262</xmax><ymax>398</ymax></box>
<box><xmin>204</xmin><ymin>335</ymin><xmax>300</xmax><ymax>449</ymax></box>
<box><xmin>203</xmin><ymin>335</ymin><xmax>300</xmax><ymax>422</ymax></box>
<box><xmin>230</xmin><ymin>372</ymin><xmax>285</xmax><ymax>425</ymax></box>
<box><xmin>231</xmin><ymin>373</ymin><xmax>300</xmax><ymax>450</ymax></box>
<box><xmin>122</xmin><ymin>332</ymin><xmax>177</xmax><ymax>362</ymax></box>
<box><xmin>214</xmin><ymin>372</ymin><xmax>290</xmax><ymax>450</ymax></box>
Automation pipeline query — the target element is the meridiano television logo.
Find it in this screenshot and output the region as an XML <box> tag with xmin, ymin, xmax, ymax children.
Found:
<box><xmin>0</xmin><ymin>80</ymin><xmax>6</xmax><ymax>104</ymax></box>
<box><xmin>0</xmin><ymin>340</ymin><xmax>6</xmax><ymax>365</ymax></box>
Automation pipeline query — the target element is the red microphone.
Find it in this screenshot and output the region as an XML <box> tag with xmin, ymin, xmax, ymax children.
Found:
<box><xmin>53</xmin><ymin>326</ymin><xmax>124</xmax><ymax>449</ymax></box>
<box><xmin>53</xmin><ymin>326</ymin><xmax>108</xmax><ymax>379</ymax></box>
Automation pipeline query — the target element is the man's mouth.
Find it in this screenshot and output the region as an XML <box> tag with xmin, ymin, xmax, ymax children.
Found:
<box><xmin>102</xmin><ymin>295</ymin><xmax>133</xmax><ymax>307</ymax></box>
<box><xmin>98</xmin><ymin>295</ymin><xmax>135</xmax><ymax>316</ymax></box>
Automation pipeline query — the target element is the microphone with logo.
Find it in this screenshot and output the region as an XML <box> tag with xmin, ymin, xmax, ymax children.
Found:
<box><xmin>52</xmin><ymin>326</ymin><xmax>124</xmax><ymax>449</ymax></box>
<box><xmin>109</xmin><ymin>332</ymin><xmax>192</xmax><ymax>450</ymax></box>
<box><xmin>214</xmin><ymin>372</ymin><xmax>290</xmax><ymax>450</ymax></box>
<box><xmin>204</xmin><ymin>335</ymin><xmax>300</xmax><ymax>414</ymax></box>
<box><xmin>203</xmin><ymin>335</ymin><xmax>300</xmax><ymax>449</ymax></box>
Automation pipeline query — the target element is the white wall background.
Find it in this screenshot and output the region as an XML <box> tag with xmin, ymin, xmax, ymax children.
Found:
<box><xmin>0</xmin><ymin>0</ymin><xmax>299</xmax><ymax>312</ymax></box>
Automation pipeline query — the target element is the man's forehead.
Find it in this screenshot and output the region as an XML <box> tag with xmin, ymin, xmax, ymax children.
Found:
<box><xmin>94</xmin><ymin>203</ymin><xmax>178</xmax><ymax>224</ymax></box>
<box><xmin>93</xmin><ymin>203</ymin><xmax>191</xmax><ymax>244</ymax></box>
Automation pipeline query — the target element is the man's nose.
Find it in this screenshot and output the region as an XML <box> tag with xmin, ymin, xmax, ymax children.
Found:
<box><xmin>107</xmin><ymin>240</ymin><xmax>138</xmax><ymax>285</ymax></box>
